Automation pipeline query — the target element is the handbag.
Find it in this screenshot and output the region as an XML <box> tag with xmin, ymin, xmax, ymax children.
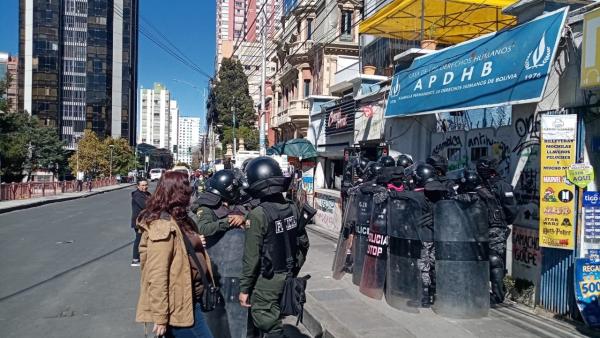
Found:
<box><xmin>279</xmin><ymin>215</ymin><xmax>311</xmax><ymax>324</ymax></box>
<box><xmin>181</xmin><ymin>232</ymin><xmax>221</xmax><ymax>312</ymax></box>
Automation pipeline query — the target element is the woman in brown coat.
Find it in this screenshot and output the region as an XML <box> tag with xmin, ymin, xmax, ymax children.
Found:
<box><xmin>136</xmin><ymin>171</ymin><xmax>214</xmax><ymax>338</ymax></box>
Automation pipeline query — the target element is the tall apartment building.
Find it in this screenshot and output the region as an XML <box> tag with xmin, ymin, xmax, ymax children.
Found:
<box><xmin>0</xmin><ymin>52</ymin><xmax>19</xmax><ymax>113</ymax></box>
<box><xmin>169</xmin><ymin>100</ymin><xmax>180</xmax><ymax>159</ymax></box>
<box><xmin>138</xmin><ymin>83</ymin><xmax>174</xmax><ymax>150</ymax></box>
<box><xmin>177</xmin><ymin>116</ymin><xmax>201</xmax><ymax>165</ymax></box>
<box><xmin>215</xmin><ymin>0</ymin><xmax>280</xmax><ymax>105</ymax></box>
<box><xmin>18</xmin><ymin>0</ymin><xmax>139</xmax><ymax>149</ymax></box>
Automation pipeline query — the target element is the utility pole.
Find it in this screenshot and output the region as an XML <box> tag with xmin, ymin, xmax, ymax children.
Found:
<box><xmin>259</xmin><ymin>7</ymin><xmax>267</xmax><ymax>155</ymax></box>
<box><xmin>231</xmin><ymin>105</ymin><xmax>237</xmax><ymax>163</ymax></box>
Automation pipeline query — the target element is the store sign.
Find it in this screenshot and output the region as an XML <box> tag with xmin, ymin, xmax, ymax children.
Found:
<box><xmin>325</xmin><ymin>98</ymin><xmax>355</xmax><ymax>136</ymax></box>
<box><xmin>539</xmin><ymin>114</ymin><xmax>577</xmax><ymax>249</ymax></box>
<box><xmin>567</xmin><ymin>163</ymin><xmax>595</xmax><ymax>188</ymax></box>
<box><xmin>385</xmin><ymin>8</ymin><xmax>568</xmax><ymax>117</ymax></box>
<box><xmin>575</xmin><ymin>258</ymin><xmax>600</xmax><ymax>328</ymax></box>
<box><xmin>512</xmin><ymin>225</ymin><xmax>542</xmax><ymax>283</ymax></box>
<box><xmin>355</xmin><ymin>100</ymin><xmax>384</xmax><ymax>142</ymax></box>
<box><xmin>583</xmin><ymin>192</ymin><xmax>600</xmax><ymax>242</ymax></box>
<box><xmin>581</xmin><ymin>7</ymin><xmax>600</xmax><ymax>89</ymax></box>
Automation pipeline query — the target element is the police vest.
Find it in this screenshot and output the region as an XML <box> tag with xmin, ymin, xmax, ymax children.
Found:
<box><xmin>476</xmin><ymin>186</ymin><xmax>506</xmax><ymax>229</ymax></box>
<box><xmin>260</xmin><ymin>201</ymin><xmax>300</xmax><ymax>274</ymax></box>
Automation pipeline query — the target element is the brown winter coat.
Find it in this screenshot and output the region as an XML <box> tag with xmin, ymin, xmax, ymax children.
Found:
<box><xmin>135</xmin><ymin>216</ymin><xmax>194</xmax><ymax>327</ymax></box>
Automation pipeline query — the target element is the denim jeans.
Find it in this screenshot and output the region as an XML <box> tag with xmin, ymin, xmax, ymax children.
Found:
<box><xmin>166</xmin><ymin>302</ymin><xmax>214</xmax><ymax>338</ymax></box>
<box><xmin>132</xmin><ymin>230</ymin><xmax>142</xmax><ymax>260</ymax></box>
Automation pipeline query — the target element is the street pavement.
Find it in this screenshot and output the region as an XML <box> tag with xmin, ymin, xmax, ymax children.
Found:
<box><xmin>0</xmin><ymin>186</ymin><xmax>310</xmax><ymax>338</ymax></box>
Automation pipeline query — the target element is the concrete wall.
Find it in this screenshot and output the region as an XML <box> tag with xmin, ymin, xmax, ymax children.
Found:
<box><xmin>313</xmin><ymin>188</ymin><xmax>343</xmax><ymax>233</ymax></box>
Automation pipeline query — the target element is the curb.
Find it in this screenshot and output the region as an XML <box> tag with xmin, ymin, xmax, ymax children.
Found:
<box><xmin>0</xmin><ymin>183</ymin><xmax>134</xmax><ymax>214</ymax></box>
<box><xmin>302</xmin><ymin>292</ymin><xmax>358</xmax><ymax>338</ymax></box>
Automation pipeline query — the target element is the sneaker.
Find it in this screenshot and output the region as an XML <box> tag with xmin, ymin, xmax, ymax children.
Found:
<box><xmin>131</xmin><ymin>259</ymin><xmax>140</xmax><ymax>267</ymax></box>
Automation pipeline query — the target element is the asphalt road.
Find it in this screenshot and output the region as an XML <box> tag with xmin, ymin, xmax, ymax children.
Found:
<box><xmin>0</xmin><ymin>186</ymin><xmax>311</xmax><ymax>338</ymax></box>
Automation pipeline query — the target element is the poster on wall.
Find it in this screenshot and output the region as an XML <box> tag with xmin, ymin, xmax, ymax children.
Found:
<box><xmin>574</xmin><ymin>258</ymin><xmax>600</xmax><ymax>328</ymax></box>
<box><xmin>539</xmin><ymin>114</ymin><xmax>577</xmax><ymax>249</ymax></box>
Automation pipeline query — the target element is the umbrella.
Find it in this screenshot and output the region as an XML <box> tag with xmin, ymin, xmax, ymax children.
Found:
<box><xmin>267</xmin><ymin>139</ymin><xmax>318</xmax><ymax>160</ymax></box>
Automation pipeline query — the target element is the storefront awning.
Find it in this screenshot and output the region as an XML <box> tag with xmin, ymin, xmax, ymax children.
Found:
<box><xmin>360</xmin><ymin>0</ymin><xmax>517</xmax><ymax>44</ymax></box>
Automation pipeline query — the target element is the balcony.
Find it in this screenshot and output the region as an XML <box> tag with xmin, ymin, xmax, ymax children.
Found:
<box><xmin>274</xmin><ymin>99</ymin><xmax>310</xmax><ymax>128</ymax></box>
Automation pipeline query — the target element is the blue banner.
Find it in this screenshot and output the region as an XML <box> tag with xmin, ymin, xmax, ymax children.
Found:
<box><xmin>584</xmin><ymin>191</ymin><xmax>600</xmax><ymax>207</ymax></box>
<box><xmin>385</xmin><ymin>8</ymin><xmax>569</xmax><ymax>118</ymax></box>
<box><xmin>575</xmin><ymin>258</ymin><xmax>600</xmax><ymax>328</ymax></box>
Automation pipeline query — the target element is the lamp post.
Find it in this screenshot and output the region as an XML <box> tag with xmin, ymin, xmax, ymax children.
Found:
<box><xmin>231</xmin><ymin>105</ymin><xmax>237</xmax><ymax>163</ymax></box>
<box><xmin>109</xmin><ymin>144</ymin><xmax>114</xmax><ymax>178</ymax></box>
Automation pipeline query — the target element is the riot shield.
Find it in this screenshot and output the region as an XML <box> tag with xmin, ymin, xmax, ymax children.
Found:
<box><xmin>385</xmin><ymin>191</ymin><xmax>425</xmax><ymax>311</ymax></box>
<box><xmin>205</xmin><ymin>228</ymin><xmax>249</xmax><ymax>338</ymax></box>
<box><xmin>433</xmin><ymin>197</ymin><xmax>490</xmax><ymax>319</ymax></box>
<box><xmin>359</xmin><ymin>191</ymin><xmax>388</xmax><ymax>299</ymax></box>
<box><xmin>332</xmin><ymin>191</ymin><xmax>356</xmax><ymax>280</ymax></box>
<box><xmin>352</xmin><ymin>186</ymin><xmax>377</xmax><ymax>286</ymax></box>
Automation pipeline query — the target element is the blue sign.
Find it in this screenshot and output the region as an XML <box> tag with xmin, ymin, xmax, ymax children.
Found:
<box><xmin>584</xmin><ymin>192</ymin><xmax>600</xmax><ymax>207</ymax></box>
<box><xmin>575</xmin><ymin>258</ymin><xmax>600</xmax><ymax>328</ymax></box>
<box><xmin>385</xmin><ymin>8</ymin><xmax>569</xmax><ymax>117</ymax></box>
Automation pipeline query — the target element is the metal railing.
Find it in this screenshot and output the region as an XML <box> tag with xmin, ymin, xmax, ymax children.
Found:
<box><xmin>0</xmin><ymin>178</ymin><xmax>117</xmax><ymax>201</ymax></box>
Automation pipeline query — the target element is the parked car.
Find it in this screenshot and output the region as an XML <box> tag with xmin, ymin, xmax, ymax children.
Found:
<box><xmin>149</xmin><ymin>168</ymin><xmax>166</xmax><ymax>181</ymax></box>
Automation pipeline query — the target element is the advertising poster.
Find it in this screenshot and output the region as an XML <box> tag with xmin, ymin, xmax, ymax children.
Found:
<box><xmin>583</xmin><ymin>192</ymin><xmax>600</xmax><ymax>254</ymax></box>
<box><xmin>574</xmin><ymin>258</ymin><xmax>600</xmax><ymax>328</ymax></box>
<box><xmin>539</xmin><ymin>114</ymin><xmax>577</xmax><ymax>249</ymax></box>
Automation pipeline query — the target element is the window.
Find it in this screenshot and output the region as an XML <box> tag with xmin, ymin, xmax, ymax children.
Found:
<box><xmin>306</xmin><ymin>19</ymin><xmax>313</xmax><ymax>40</ymax></box>
<box><xmin>341</xmin><ymin>11</ymin><xmax>352</xmax><ymax>39</ymax></box>
<box><xmin>303</xmin><ymin>79</ymin><xmax>311</xmax><ymax>98</ymax></box>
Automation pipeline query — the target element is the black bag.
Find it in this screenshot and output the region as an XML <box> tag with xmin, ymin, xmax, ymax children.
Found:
<box><xmin>182</xmin><ymin>232</ymin><xmax>221</xmax><ymax>312</ymax></box>
<box><xmin>279</xmin><ymin>217</ymin><xmax>311</xmax><ymax>324</ymax></box>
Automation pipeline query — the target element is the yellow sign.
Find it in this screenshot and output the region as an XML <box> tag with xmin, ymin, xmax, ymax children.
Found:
<box><xmin>539</xmin><ymin>114</ymin><xmax>577</xmax><ymax>250</ymax></box>
<box><xmin>567</xmin><ymin>163</ymin><xmax>595</xmax><ymax>188</ymax></box>
<box><xmin>581</xmin><ymin>7</ymin><xmax>600</xmax><ymax>89</ymax></box>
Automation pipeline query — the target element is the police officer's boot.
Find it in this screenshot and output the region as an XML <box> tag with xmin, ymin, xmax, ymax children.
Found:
<box><xmin>421</xmin><ymin>287</ymin><xmax>431</xmax><ymax>307</ymax></box>
<box><xmin>490</xmin><ymin>269</ymin><xmax>505</xmax><ymax>305</ymax></box>
<box><xmin>429</xmin><ymin>285</ymin><xmax>436</xmax><ymax>305</ymax></box>
<box><xmin>343</xmin><ymin>251</ymin><xmax>353</xmax><ymax>273</ymax></box>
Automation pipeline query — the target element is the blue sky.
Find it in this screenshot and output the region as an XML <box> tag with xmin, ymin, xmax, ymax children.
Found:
<box><xmin>0</xmin><ymin>0</ymin><xmax>215</xmax><ymax>129</ymax></box>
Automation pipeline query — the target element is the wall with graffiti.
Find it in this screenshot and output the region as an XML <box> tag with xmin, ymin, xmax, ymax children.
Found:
<box><xmin>430</xmin><ymin>105</ymin><xmax>541</xmax><ymax>204</ymax></box>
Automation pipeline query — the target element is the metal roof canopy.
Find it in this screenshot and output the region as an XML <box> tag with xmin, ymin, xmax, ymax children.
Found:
<box><xmin>360</xmin><ymin>0</ymin><xmax>517</xmax><ymax>44</ymax></box>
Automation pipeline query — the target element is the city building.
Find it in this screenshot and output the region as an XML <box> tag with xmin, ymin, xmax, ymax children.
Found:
<box><xmin>215</xmin><ymin>0</ymin><xmax>280</xmax><ymax>105</ymax></box>
<box><xmin>177</xmin><ymin>116</ymin><xmax>202</xmax><ymax>165</ymax></box>
<box><xmin>0</xmin><ymin>52</ymin><xmax>19</xmax><ymax>112</ymax></box>
<box><xmin>138</xmin><ymin>83</ymin><xmax>172</xmax><ymax>150</ymax></box>
<box><xmin>18</xmin><ymin>0</ymin><xmax>139</xmax><ymax>149</ymax></box>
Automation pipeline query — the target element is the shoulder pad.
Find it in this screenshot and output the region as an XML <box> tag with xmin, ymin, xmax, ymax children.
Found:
<box><xmin>148</xmin><ymin>220</ymin><xmax>175</xmax><ymax>241</ymax></box>
<box><xmin>195</xmin><ymin>192</ymin><xmax>221</xmax><ymax>207</ymax></box>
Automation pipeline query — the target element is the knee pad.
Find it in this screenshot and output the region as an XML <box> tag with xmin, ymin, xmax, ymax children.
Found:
<box><xmin>489</xmin><ymin>254</ymin><xmax>505</xmax><ymax>270</ymax></box>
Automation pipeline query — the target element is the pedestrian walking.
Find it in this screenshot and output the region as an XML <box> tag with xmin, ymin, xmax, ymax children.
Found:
<box><xmin>76</xmin><ymin>171</ymin><xmax>84</xmax><ymax>192</ymax></box>
<box><xmin>135</xmin><ymin>171</ymin><xmax>214</xmax><ymax>338</ymax></box>
<box><xmin>130</xmin><ymin>179</ymin><xmax>150</xmax><ymax>267</ymax></box>
<box><xmin>86</xmin><ymin>173</ymin><xmax>93</xmax><ymax>192</ymax></box>
<box><xmin>239</xmin><ymin>157</ymin><xmax>310</xmax><ymax>338</ymax></box>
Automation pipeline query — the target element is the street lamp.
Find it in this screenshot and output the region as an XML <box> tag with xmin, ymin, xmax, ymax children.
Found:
<box><xmin>109</xmin><ymin>144</ymin><xmax>114</xmax><ymax>178</ymax></box>
<box><xmin>231</xmin><ymin>105</ymin><xmax>237</xmax><ymax>163</ymax></box>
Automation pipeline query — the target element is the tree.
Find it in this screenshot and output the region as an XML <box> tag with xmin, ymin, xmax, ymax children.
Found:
<box><xmin>212</xmin><ymin>58</ymin><xmax>256</xmax><ymax>140</ymax></box>
<box><xmin>23</xmin><ymin>124</ymin><xmax>67</xmax><ymax>180</ymax></box>
<box><xmin>68</xmin><ymin>130</ymin><xmax>108</xmax><ymax>178</ymax></box>
<box><xmin>104</xmin><ymin>137</ymin><xmax>136</xmax><ymax>176</ymax></box>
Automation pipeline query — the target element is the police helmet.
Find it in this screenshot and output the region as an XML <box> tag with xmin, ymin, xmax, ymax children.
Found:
<box><xmin>414</xmin><ymin>163</ymin><xmax>436</xmax><ymax>188</ymax></box>
<box><xmin>241</xmin><ymin>158</ymin><xmax>252</xmax><ymax>172</ymax></box>
<box><xmin>476</xmin><ymin>157</ymin><xmax>498</xmax><ymax>180</ymax></box>
<box><xmin>355</xmin><ymin>156</ymin><xmax>370</xmax><ymax>177</ymax></box>
<box><xmin>205</xmin><ymin>169</ymin><xmax>240</xmax><ymax>202</ymax></box>
<box><xmin>232</xmin><ymin>167</ymin><xmax>249</xmax><ymax>189</ymax></box>
<box><xmin>396</xmin><ymin>154</ymin><xmax>414</xmax><ymax>168</ymax></box>
<box><xmin>245</xmin><ymin>156</ymin><xmax>291</xmax><ymax>198</ymax></box>
<box><xmin>378</xmin><ymin>155</ymin><xmax>396</xmax><ymax>167</ymax></box>
<box><xmin>459</xmin><ymin>169</ymin><xmax>482</xmax><ymax>192</ymax></box>
<box><xmin>363</xmin><ymin>161</ymin><xmax>385</xmax><ymax>181</ymax></box>
<box><xmin>426</xmin><ymin>154</ymin><xmax>449</xmax><ymax>176</ymax></box>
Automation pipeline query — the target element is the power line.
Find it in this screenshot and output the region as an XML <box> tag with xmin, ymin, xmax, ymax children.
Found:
<box><xmin>231</xmin><ymin>0</ymin><xmax>270</xmax><ymax>57</ymax></box>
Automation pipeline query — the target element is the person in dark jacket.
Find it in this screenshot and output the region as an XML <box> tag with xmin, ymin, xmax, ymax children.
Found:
<box><xmin>131</xmin><ymin>179</ymin><xmax>150</xmax><ymax>266</ymax></box>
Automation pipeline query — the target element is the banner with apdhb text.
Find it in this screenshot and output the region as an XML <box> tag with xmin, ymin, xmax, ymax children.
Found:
<box><xmin>385</xmin><ymin>8</ymin><xmax>569</xmax><ymax>117</ymax></box>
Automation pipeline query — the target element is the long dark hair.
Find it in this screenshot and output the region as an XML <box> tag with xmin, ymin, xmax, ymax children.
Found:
<box><xmin>138</xmin><ymin>171</ymin><xmax>194</xmax><ymax>230</ymax></box>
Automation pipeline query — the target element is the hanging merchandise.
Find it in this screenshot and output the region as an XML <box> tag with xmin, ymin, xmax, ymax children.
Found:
<box><xmin>539</xmin><ymin>114</ymin><xmax>578</xmax><ymax>250</ymax></box>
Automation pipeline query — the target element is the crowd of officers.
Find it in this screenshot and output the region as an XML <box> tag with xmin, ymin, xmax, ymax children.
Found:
<box><xmin>338</xmin><ymin>153</ymin><xmax>517</xmax><ymax>309</ymax></box>
<box><xmin>189</xmin><ymin>157</ymin><xmax>311</xmax><ymax>338</ymax></box>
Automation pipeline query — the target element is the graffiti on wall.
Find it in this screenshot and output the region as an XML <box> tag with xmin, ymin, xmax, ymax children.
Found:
<box><xmin>314</xmin><ymin>192</ymin><xmax>343</xmax><ymax>232</ymax></box>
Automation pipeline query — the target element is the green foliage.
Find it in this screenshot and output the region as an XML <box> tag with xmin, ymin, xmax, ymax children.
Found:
<box><xmin>104</xmin><ymin>137</ymin><xmax>136</xmax><ymax>176</ymax></box>
<box><xmin>221</xmin><ymin>126</ymin><xmax>259</xmax><ymax>151</ymax></box>
<box><xmin>213</xmin><ymin>58</ymin><xmax>256</xmax><ymax>139</ymax></box>
<box><xmin>0</xmin><ymin>112</ymin><xmax>66</xmax><ymax>182</ymax></box>
<box><xmin>67</xmin><ymin>130</ymin><xmax>135</xmax><ymax>177</ymax></box>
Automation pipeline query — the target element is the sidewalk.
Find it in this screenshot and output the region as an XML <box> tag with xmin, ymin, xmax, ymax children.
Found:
<box><xmin>301</xmin><ymin>225</ymin><xmax>598</xmax><ymax>338</ymax></box>
<box><xmin>0</xmin><ymin>183</ymin><xmax>135</xmax><ymax>214</ymax></box>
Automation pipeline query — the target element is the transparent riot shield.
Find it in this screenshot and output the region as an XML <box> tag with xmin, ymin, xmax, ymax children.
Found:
<box><xmin>359</xmin><ymin>192</ymin><xmax>388</xmax><ymax>299</ymax></box>
<box><xmin>433</xmin><ymin>197</ymin><xmax>490</xmax><ymax>319</ymax></box>
<box><xmin>351</xmin><ymin>187</ymin><xmax>376</xmax><ymax>286</ymax></box>
<box><xmin>205</xmin><ymin>228</ymin><xmax>249</xmax><ymax>338</ymax></box>
<box><xmin>385</xmin><ymin>191</ymin><xmax>424</xmax><ymax>311</ymax></box>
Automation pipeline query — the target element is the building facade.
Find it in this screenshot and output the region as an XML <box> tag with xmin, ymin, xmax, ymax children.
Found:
<box><xmin>169</xmin><ymin>99</ymin><xmax>180</xmax><ymax>159</ymax></box>
<box><xmin>138</xmin><ymin>83</ymin><xmax>172</xmax><ymax>150</ymax></box>
<box><xmin>18</xmin><ymin>0</ymin><xmax>139</xmax><ymax>149</ymax></box>
<box><xmin>0</xmin><ymin>52</ymin><xmax>19</xmax><ymax>113</ymax></box>
<box><xmin>177</xmin><ymin>116</ymin><xmax>202</xmax><ymax>165</ymax></box>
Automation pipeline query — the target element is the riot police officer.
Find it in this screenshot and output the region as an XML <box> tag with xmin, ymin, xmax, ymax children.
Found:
<box><xmin>378</xmin><ymin>155</ymin><xmax>396</xmax><ymax>168</ymax></box>
<box><xmin>425</xmin><ymin>154</ymin><xmax>456</xmax><ymax>201</ymax></box>
<box><xmin>413</xmin><ymin>164</ymin><xmax>436</xmax><ymax>307</ymax></box>
<box><xmin>476</xmin><ymin>157</ymin><xmax>517</xmax><ymax>304</ymax></box>
<box><xmin>190</xmin><ymin>170</ymin><xmax>250</xmax><ymax>338</ymax></box>
<box><xmin>363</xmin><ymin>161</ymin><xmax>385</xmax><ymax>182</ymax></box>
<box><xmin>239</xmin><ymin>157</ymin><xmax>310</xmax><ymax>338</ymax></box>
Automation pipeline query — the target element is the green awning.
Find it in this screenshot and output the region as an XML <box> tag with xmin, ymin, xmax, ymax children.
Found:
<box><xmin>267</xmin><ymin>139</ymin><xmax>318</xmax><ymax>160</ymax></box>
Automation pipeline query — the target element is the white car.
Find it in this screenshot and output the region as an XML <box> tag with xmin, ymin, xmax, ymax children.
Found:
<box><xmin>149</xmin><ymin>168</ymin><xmax>166</xmax><ymax>181</ymax></box>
